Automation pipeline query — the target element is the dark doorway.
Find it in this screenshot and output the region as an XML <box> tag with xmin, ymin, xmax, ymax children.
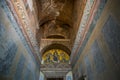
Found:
<box><xmin>47</xmin><ymin>78</ymin><xmax>63</xmax><ymax>80</ymax></box>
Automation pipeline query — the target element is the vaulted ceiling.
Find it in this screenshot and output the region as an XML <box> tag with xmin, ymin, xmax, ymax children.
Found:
<box><xmin>35</xmin><ymin>0</ymin><xmax>87</xmax><ymax>58</ymax></box>
<box><xmin>9</xmin><ymin>0</ymin><xmax>96</xmax><ymax>64</ymax></box>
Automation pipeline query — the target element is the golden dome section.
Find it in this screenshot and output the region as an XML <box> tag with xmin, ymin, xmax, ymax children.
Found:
<box><xmin>42</xmin><ymin>49</ymin><xmax>69</xmax><ymax>64</ymax></box>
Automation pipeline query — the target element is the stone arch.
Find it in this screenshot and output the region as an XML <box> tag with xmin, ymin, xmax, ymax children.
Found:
<box><xmin>41</xmin><ymin>43</ymin><xmax>71</xmax><ymax>56</ymax></box>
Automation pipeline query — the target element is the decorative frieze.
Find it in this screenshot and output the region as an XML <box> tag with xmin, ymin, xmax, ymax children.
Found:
<box><xmin>11</xmin><ymin>0</ymin><xmax>40</xmax><ymax>56</ymax></box>
<box><xmin>71</xmin><ymin>0</ymin><xmax>95</xmax><ymax>60</ymax></box>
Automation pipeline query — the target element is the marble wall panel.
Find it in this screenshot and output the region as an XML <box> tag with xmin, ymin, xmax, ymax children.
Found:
<box><xmin>91</xmin><ymin>40</ymin><xmax>105</xmax><ymax>73</ymax></box>
<box><xmin>102</xmin><ymin>16</ymin><xmax>120</xmax><ymax>64</ymax></box>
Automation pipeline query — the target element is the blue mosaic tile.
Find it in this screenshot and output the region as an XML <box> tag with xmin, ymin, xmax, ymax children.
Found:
<box><xmin>0</xmin><ymin>39</ymin><xmax>17</xmax><ymax>75</ymax></box>
<box><xmin>91</xmin><ymin>40</ymin><xmax>105</xmax><ymax>73</ymax></box>
<box><xmin>102</xmin><ymin>16</ymin><xmax>120</xmax><ymax>64</ymax></box>
<box><xmin>84</xmin><ymin>56</ymin><xmax>93</xmax><ymax>80</ymax></box>
<box><xmin>0</xmin><ymin>23</ymin><xmax>5</xmax><ymax>38</ymax></box>
<box><xmin>14</xmin><ymin>55</ymin><xmax>25</xmax><ymax>80</ymax></box>
<box><xmin>23</xmin><ymin>68</ymin><xmax>31</xmax><ymax>80</ymax></box>
<box><xmin>72</xmin><ymin>0</ymin><xmax>108</xmax><ymax>68</ymax></box>
<box><xmin>0</xmin><ymin>0</ymin><xmax>38</xmax><ymax>65</ymax></box>
<box><xmin>79</xmin><ymin>63</ymin><xmax>83</xmax><ymax>74</ymax></box>
<box><xmin>0</xmin><ymin>1</ymin><xmax>40</xmax><ymax>79</ymax></box>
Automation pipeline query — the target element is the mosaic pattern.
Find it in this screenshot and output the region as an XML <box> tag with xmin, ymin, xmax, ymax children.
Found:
<box><xmin>0</xmin><ymin>23</ymin><xmax>5</xmax><ymax>38</ymax></box>
<box><xmin>91</xmin><ymin>40</ymin><xmax>105</xmax><ymax>73</ymax></box>
<box><xmin>79</xmin><ymin>63</ymin><xmax>83</xmax><ymax>75</ymax></box>
<box><xmin>0</xmin><ymin>22</ymin><xmax>17</xmax><ymax>75</ymax></box>
<box><xmin>72</xmin><ymin>0</ymin><xmax>107</xmax><ymax>68</ymax></box>
<box><xmin>11</xmin><ymin>0</ymin><xmax>39</xmax><ymax>55</ymax></box>
<box><xmin>23</xmin><ymin>68</ymin><xmax>31</xmax><ymax>80</ymax></box>
<box><xmin>84</xmin><ymin>56</ymin><xmax>93</xmax><ymax>80</ymax></box>
<box><xmin>102</xmin><ymin>16</ymin><xmax>120</xmax><ymax>64</ymax></box>
<box><xmin>14</xmin><ymin>55</ymin><xmax>25</xmax><ymax>80</ymax></box>
<box><xmin>42</xmin><ymin>49</ymin><xmax>69</xmax><ymax>64</ymax></box>
<box><xmin>71</xmin><ymin>0</ymin><xmax>95</xmax><ymax>59</ymax></box>
<box><xmin>0</xmin><ymin>1</ymin><xmax>40</xmax><ymax>79</ymax></box>
<box><xmin>0</xmin><ymin>40</ymin><xmax>17</xmax><ymax>75</ymax></box>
